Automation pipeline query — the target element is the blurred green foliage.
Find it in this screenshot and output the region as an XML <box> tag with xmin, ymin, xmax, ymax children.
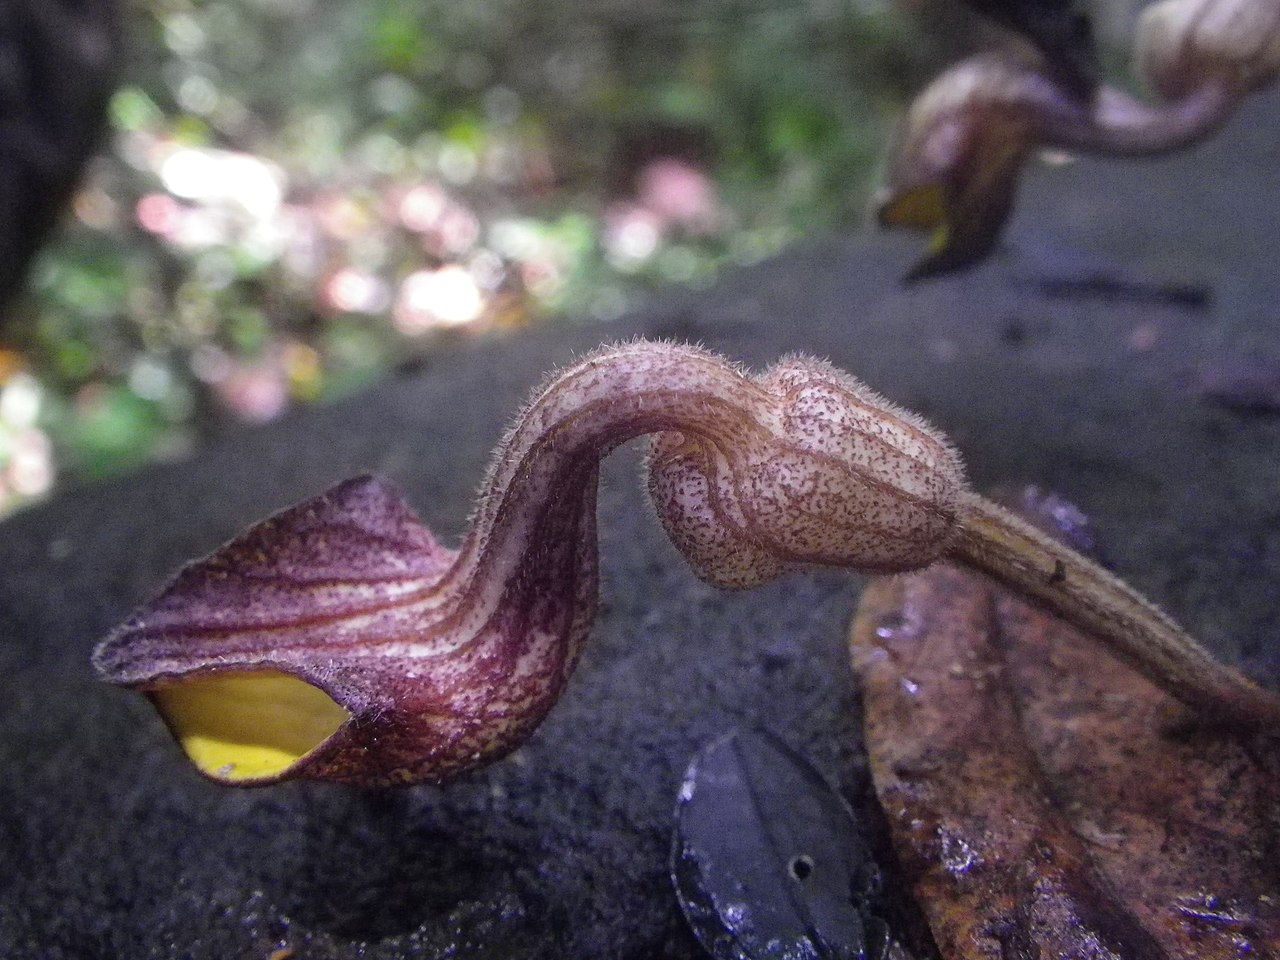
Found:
<box><xmin>0</xmin><ymin>0</ymin><xmax>943</xmax><ymax>513</ymax></box>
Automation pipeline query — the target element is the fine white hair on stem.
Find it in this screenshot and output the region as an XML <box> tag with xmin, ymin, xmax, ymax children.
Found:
<box><xmin>94</xmin><ymin>339</ymin><xmax>1280</xmax><ymax>789</ymax></box>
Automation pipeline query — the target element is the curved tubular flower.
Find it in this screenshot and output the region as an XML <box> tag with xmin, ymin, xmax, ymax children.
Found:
<box><xmin>879</xmin><ymin>0</ymin><xmax>1280</xmax><ymax>279</ymax></box>
<box><xmin>93</xmin><ymin>341</ymin><xmax>1280</xmax><ymax>787</ymax></box>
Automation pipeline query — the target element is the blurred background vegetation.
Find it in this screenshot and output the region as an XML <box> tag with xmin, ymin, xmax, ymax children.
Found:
<box><xmin>0</xmin><ymin>0</ymin><xmax>965</xmax><ymax>515</ymax></box>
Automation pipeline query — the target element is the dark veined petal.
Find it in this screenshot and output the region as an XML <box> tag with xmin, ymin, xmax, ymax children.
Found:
<box><xmin>94</xmin><ymin>475</ymin><xmax>464</xmax><ymax>785</ymax></box>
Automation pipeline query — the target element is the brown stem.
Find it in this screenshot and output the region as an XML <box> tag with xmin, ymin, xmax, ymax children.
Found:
<box><xmin>949</xmin><ymin>491</ymin><xmax>1280</xmax><ymax>727</ymax></box>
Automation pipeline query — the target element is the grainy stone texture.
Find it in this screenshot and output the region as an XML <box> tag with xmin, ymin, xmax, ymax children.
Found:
<box><xmin>1</xmin><ymin>88</ymin><xmax>1277</xmax><ymax>960</ymax></box>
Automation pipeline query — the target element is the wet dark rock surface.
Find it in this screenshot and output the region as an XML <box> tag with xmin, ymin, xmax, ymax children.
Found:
<box><xmin>2</xmin><ymin>90</ymin><xmax>1278</xmax><ymax>959</ymax></box>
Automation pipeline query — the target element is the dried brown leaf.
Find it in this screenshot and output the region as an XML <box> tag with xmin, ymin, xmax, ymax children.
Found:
<box><xmin>851</xmin><ymin>516</ymin><xmax>1280</xmax><ymax>959</ymax></box>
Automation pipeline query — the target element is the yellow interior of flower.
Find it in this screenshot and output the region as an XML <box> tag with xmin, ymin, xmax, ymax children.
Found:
<box><xmin>150</xmin><ymin>670</ymin><xmax>350</xmax><ymax>783</ymax></box>
<box><xmin>878</xmin><ymin>184</ymin><xmax>947</xmax><ymax>230</ymax></box>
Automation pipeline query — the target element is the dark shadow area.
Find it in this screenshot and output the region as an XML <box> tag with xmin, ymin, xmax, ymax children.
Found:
<box><xmin>0</xmin><ymin>1</ymin><xmax>119</xmax><ymax>318</ymax></box>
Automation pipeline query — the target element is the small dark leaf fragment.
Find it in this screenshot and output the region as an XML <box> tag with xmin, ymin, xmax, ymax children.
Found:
<box><xmin>671</xmin><ymin>729</ymin><xmax>887</xmax><ymax>960</ymax></box>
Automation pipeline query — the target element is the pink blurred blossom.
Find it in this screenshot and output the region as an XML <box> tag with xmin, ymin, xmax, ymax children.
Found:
<box><xmin>323</xmin><ymin>267</ymin><xmax>390</xmax><ymax>314</ymax></box>
<box><xmin>136</xmin><ymin>193</ymin><xmax>183</xmax><ymax>237</ymax></box>
<box><xmin>603</xmin><ymin>203</ymin><xmax>662</xmax><ymax>266</ymax></box>
<box><xmin>519</xmin><ymin>257</ymin><xmax>563</xmax><ymax>299</ymax></box>
<box><xmin>8</xmin><ymin>429</ymin><xmax>54</xmax><ymax>497</ymax></box>
<box><xmin>398</xmin><ymin>183</ymin><xmax>448</xmax><ymax>232</ymax></box>
<box><xmin>637</xmin><ymin>158</ymin><xmax>720</xmax><ymax>233</ymax></box>
<box><xmin>215</xmin><ymin>360</ymin><xmax>288</xmax><ymax>423</ymax></box>
<box><xmin>394</xmin><ymin>265</ymin><xmax>484</xmax><ymax>334</ymax></box>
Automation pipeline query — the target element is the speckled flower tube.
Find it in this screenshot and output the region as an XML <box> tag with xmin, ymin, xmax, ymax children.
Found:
<box><xmin>93</xmin><ymin>341</ymin><xmax>1280</xmax><ymax>787</ymax></box>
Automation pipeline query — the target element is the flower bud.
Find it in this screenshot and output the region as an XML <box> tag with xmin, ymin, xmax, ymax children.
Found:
<box><xmin>876</xmin><ymin>56</ymin><xmax>1051</xmax><ymax>279</ymax></box>
<box><xmin>648</xmin><ymin>356</ymin><xmax>966</xmax><ymax>583</ymax></box>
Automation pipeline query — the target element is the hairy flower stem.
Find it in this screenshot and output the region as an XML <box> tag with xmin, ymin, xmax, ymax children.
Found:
<box><xmin>97</xmin><ymin>341</ymin><xmax>1279</xmax><ymax>786</ymax></box>
<box><xmin>950</xmin><ymin>493</ymin><xmax>1280</xmax><ymax>727</ymax></box>
<box><xmin>470</xmin><ymin>345</ymin><xmax>1279</xmax><ymax>731</ymax></box>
